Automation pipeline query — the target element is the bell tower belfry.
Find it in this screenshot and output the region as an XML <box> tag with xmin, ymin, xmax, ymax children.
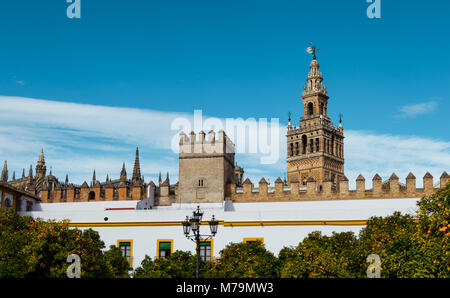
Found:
<box><xmin>286</xmin><ymin>46</ymin><xmax>344</xmax><ymax>190</ymax></box>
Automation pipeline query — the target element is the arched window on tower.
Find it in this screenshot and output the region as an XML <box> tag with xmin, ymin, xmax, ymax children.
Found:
<box><xmin>302</xmin><ymin>135</ymin><xmax>307</xmax><ymax>154</ymax></box>
<box><xmin>331</xmin><ymin>136</ymin><xmax>335</xmax><ymax>155</ymax></box>
<box><xmin>307</xmin><ymin>102</ymin><xmax>314</xmax><ymax>116</ymax></box>
<box><xmin>320</xmin><ymin>103</ymin><xmax>324</xmax><ymax>115</ymax></box>
<box><xmin>316</xmin><ymin>139</ymin><xmax>319</xmax><ymax>152</ymax></box>
<box><xmin>289</xmin><ymin>143</ymin><xmax>293</xmax><ymax>157</ymax></box>
<box><xmin>310</xmin><ymin>139</ymin><xmax>314</xmax><ymax>153</ymax></box>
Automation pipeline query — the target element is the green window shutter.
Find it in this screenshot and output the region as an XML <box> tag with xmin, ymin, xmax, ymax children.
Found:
<box><xmin>119</xmin><ymin>242</ymin><xmax>131</xmax><ymax>247</ymax></box>
<box><xmin>159</xmin><ymin>242</ymin><xmax>171</xmax><ymax>250</ymax></box>
<box><xmin>199</xmin><ymin>241</ymin><xmax>211</xmax><ymax>247</ymax></box>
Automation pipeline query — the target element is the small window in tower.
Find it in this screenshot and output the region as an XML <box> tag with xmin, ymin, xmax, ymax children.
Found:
<box><xmin>307</xmin><ymin>102</ymin><xmax>314</xmax><ymax>116</ymax></box>
<box><xmin>302</xmin><ymin>135</ymin><xmax>307</xmax><ymax>154</ymax></box>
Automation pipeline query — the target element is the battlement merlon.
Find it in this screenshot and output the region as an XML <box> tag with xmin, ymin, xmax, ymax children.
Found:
<box><xmin>179</xmin><ymin>130</ymin><xmax>235</xmax><ymax>155</ymax></box>
<box><xmin>227</xmin><ymin>171</ymin><xmax>450</xmax><ymax>202</ymax></box>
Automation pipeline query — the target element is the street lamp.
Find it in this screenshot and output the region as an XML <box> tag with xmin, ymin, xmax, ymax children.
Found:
<box><xmin>182</xmin><ymin>205</ymin><xmax>219</xmax><ymax>278</ymax></box>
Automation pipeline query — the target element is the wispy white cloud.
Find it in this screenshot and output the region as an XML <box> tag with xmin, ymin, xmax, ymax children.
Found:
<box><xmin>0</xmin><ymin>95</ymin><xmax>448</xmax><ymax>189</ymax></box>
<box><xmin>344</xmin><ymin>130</ymin><xmax>450</xmax><ymax>187</ymax></box>
<box><xmin>397</xmin><ymin>101</ymin><xmax>438</xmax><ymax>118</ymax></box>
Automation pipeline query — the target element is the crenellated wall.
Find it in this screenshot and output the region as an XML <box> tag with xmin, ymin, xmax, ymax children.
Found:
<box><xmin>40</xmin><ymin>182</ymin><xmax>177</xmax><ymax>205</ymax></box>
<box><xmin>228</xmin><ymin>172</ymin><xmax>450</xmax><ymax>202</ymax></box>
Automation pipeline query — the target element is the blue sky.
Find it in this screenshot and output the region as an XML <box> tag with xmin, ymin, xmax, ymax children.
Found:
<box><xmin>0</xmin><ymin>0</ymin><xmax>449</xmax><ymax>187</ymax></box>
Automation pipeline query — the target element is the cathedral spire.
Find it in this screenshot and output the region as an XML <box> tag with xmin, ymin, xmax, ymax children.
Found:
<box><xmin>120</xmin><ymin>163</ymin><xmax>127</xmax><ymax>182</ymax></box>
<box><xmin>65</xmin><ymin>174</ymin><xmax>69</xmax><ymax>185</ymax></box>
<box><xmin>92</xmin><ymin>169</ymin><xmax>97</xmax><ymax>186</ymax></box>
<box><xmin>27</xmin><ymin>165</ymin><xmax>33</xmax><ymax>184</ymax></box>
<box><xmin>1</xmin><ymin>161</ymin><xmax>8</xmax><ymax>182</ymax></box>
<box><xmin>164</xmin><ymin>171</ymin><xmax>170</xmax><ymax>185</ymax></box>
<box><xmin>132</xmin><ymin>147</ymin><xmax>142</xmax><ymax>184</ymax></box>
<box><xmin>36</xmin><ymin>148</ymin><xmax>47</xmax><ymax>179</ymax></box>
<box><xmin>158</xmin><ymin>171</ymin><xmax>162</xmax><ymax>186</ymax></box>
<box><xmin>38</xmin><ymin>148</ymin><xmax>45</xmax><ymax>164</ymax></box>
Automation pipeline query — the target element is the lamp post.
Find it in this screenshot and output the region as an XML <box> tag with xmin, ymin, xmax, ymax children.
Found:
<box><xmin>182</xmin><ymin>205</ymin><xmax>218</xmax><ymax>278</ymax></box>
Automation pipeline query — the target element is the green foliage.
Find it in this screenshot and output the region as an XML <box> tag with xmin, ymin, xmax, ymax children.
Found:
<box><xmin>133</xmin><ymin>250</ymin><xmax>204</xmax><ymax>278</ymax></box>
<box><xmin>412</xmin><ymin>182</ymin><xmax>449</xmax><ymax>277</ymax></box>
<box><xmin>205</xmin><ymin>241</ymin><xmax>280</xmax><ymax>278</ymax></box>
<box><xmin>104</xmin><ymin>245</ymin><xmax>130</xmax><ymax>278</ymax></box>
<box><xmin>280</xmin><ymin>231</ymin><xmax>364</xmax><ymax>278</ymax></box>
<box><xmin>0</xmin><ymin>210</ymin><xmax>129</xmax><ymax>278</ymax></box>
<box><xmin>279</xmin><ymin>184</ymin><xmax>450</xmax><ymax>278</ymax></box>
<box><xmin>358</xmin><ymin>212</ymin><xmax>419</xmax><ymax>277</ymax></box>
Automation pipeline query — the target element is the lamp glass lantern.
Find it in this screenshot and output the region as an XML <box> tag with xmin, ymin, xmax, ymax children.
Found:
<box><xmin>193</xmin><ymin>205</ymin><xmax>203</xmax><ymax>222</ymax></box>
<box><xmin>209</xmin><ymin>215</ymin><xmax>218</xmax><ymax>236</ymax></box>
<box><xmin>190</xmin><ymin>217</ymin><xmax>199</xmax><ymax>232</ymax></box>
<box><xmin>182</xmin><ymin>216</ymin><xmax>191</xmax><ymax>236</ymax></box>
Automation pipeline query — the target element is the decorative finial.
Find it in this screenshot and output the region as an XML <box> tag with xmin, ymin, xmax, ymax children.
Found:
<box><xmin>306</xmin><ymin>43</ymin><xmax>319</xmax><ymax>60</ymax></box>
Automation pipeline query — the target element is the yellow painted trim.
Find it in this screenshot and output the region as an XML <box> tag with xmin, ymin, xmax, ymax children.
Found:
<box><xmin>69</xmin><ymin>220</ymin><xmax>226</xmax><ymax>227</ymax></box>
<box><xmin>243</xmin><ymin>237</ymin><xmax>264</xmax><ymax>245</ymax></box>
<box><xmin>199</xmin><ymin>239</ymin><xmax>213</xmax><ymax>262</ymax></box>
<box><xmin>68</xmin><ymin>219</ymin><xmax>367</xmax><ymax>228</ymax></box>
<box><xmin>224</xmin><ymin>220</ymin><xmax>367</xmax><ymax>226</ymax></box>
<box><xmin>156</xmin><ymin>239</ymin><xmax>173</xmax><ymax>259</ymax></box>
<box><xmin>117</xmin><ymin>239</ymin><xmax>133</xmax><ymax>268</ymax></box>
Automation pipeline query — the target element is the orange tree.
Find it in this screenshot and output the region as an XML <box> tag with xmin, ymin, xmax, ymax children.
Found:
<box><xmin>103</xmin><ymin>245</ymin><xmax>130</xmax><ymax>278</ymax></box>
<box><xmin>0</xmin><ymin>210</ymin><xmax>129</xmax><ymax>278</ymax></box>
<box><xmin>133</xmin><ymin>250</ymin><xmax>210</xmax><ymax>278</ymax></box>
<box><xmin>412</xmin><ymin>182</ymin><xmax>449</xmax><ymax>277</ymax></box>
<box><xmin>358</xmin><ymin>183</ymin><xmax>449</xmax><ymax>278</ymax></box>
<box><xmin>358</xmin><ymin>212</ymin><xmax>418</xmax><ymax>278</ymax></box>
<box><xmin>205</xmin><ymin>241</ymin><xmax>280</xmax><ymax>278</ymax></box>
<box><xmin>280</xmin><ymin>231</ymin><xmax>364</xmax><ymax>278</ymax></box>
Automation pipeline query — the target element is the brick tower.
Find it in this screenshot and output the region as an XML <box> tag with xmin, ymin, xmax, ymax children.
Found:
<box><xmin>286</xmin><ymin>47</ymin><xmax>344</xmax><ymax>189</ymax></box>
<box><xmin>178</xmin><ymin>130</ymin><xmax>236</xmax><ymax>203</ymax></box>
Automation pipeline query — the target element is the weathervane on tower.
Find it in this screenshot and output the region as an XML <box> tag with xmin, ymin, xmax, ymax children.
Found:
<box><xmin>306</xmin><ymin>42</ymin><xmax>319</xmax><ymax>60</ymax></box>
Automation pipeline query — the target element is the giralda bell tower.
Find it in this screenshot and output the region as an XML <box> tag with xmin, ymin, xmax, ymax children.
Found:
<box><xmin>286</xmin><ymin>45</ymin><xmax>344</xmax><ymax>190</ymax></box>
